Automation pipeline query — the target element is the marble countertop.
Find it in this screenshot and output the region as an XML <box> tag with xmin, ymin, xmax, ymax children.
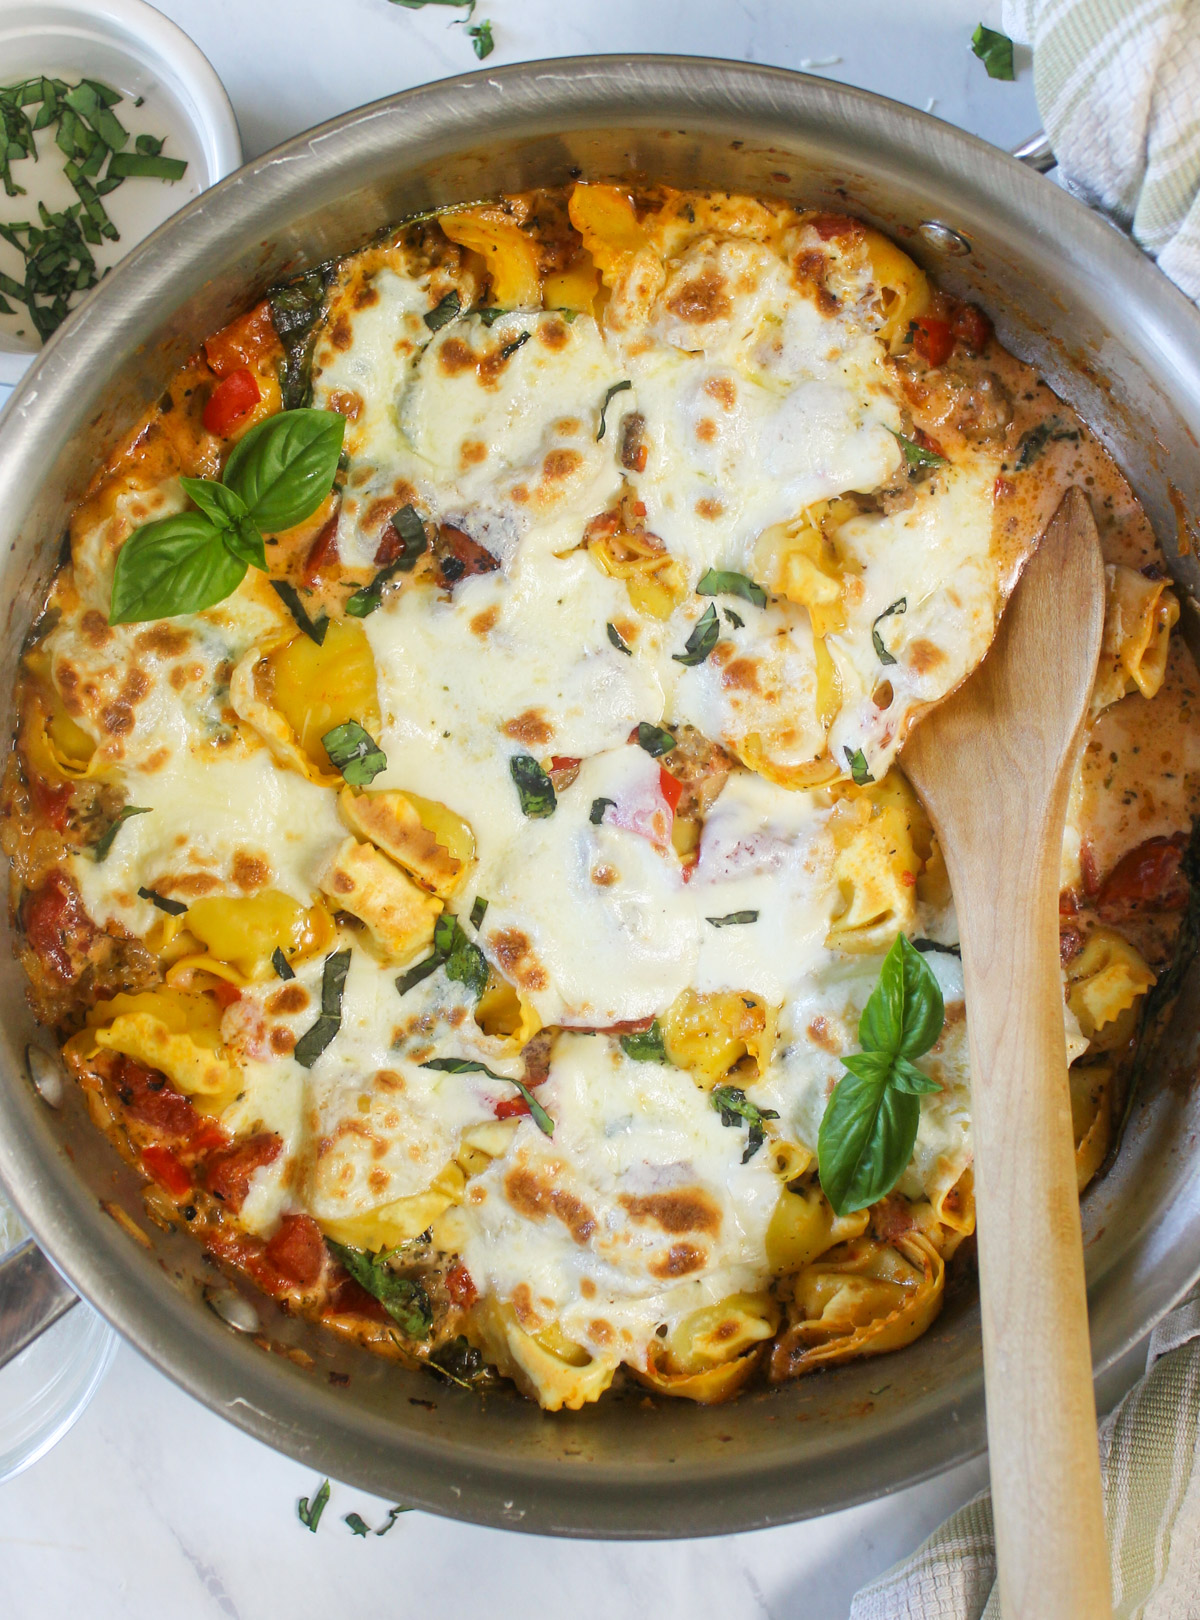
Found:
<box><xmin>2</xmin><ymin>3</ymin><xmax>1041</xmax><ymax>1615</ymax></box>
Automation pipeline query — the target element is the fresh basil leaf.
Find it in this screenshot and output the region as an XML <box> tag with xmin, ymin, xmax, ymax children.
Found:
<box><xmin>421</xmin><ymin>1057</ymin><xmax>554</xmax><ymax>1136</ymax></box>
<box><xmin>606</xmin><ymin>621</ymin><xmax>632</xmax><ymax>655</ymax></box>
<box><xmin>424</xmin><ymin>289</ymin><xmax>461</xmax><ymax>331</ymax></box>
<box><xmin>818</xmin><ymin>1060</ymin><xmax>921</xmax><ymax>1214</ymax></box>
<box><xmin>844</xmin><ymin>746</ymin><xmax>874</xmax><ymax>786</ymax></box>
<box><xmin>705</xmin><ymin>910</ymin><xmax>759</xmax><ymax>927</ymax></box>
<box><xmin>440</xmin><ymin>914</ymin><xmax>489</xmax><ymax>1000</ymax></box>
<box><xmin>1014</xmin><ymin>418</ymin><xmax>1080</xmax><ymax>471</ymax></box>
<box><xmin>323</xmin><ymin>720</ymin><xmax>387</xmax><ymax>787</ymax></box>
<box><xmin>597</xmin><ymin>379</ymin><xmax>632</xmax><ymax>441</ymax></box>
<box><xmin>395</xmin><ymin>953</ymin><xmax>443</xmax><ymax>996</ymax></box>
<box><xmin>271</xmin><ymin>946</ymin><xmax>295</xmax><ymax>980</ymax></box>
<box><xmin>179</xmin><ymin>475</ymin><xmax>247</xmax><ymax>532</ymax></box>
<box><xmin>871</xmin><ymin>597</ymin><xmax>906</xmax><ymax>666</ymax></box>
<box><xmin>297</xmin><ymin>1479</ymin><xmax>331</xmax><ymax>1532</ymax></box>
<box><xmin>222</xmin><ymin>409</ymin><xmax>345</xmax><ymax>534</ymax></box>
<box><xmin>672</xmin><ymin>602</ymin><xmax>719</xmax><ymax>667</ymax></box>
<box><xmin>137</xmin><ymin>886</ymin><xmax>187</xmax><ymax>915</ymax></box>
<box><xmin>134</xmin><ymin>133</ymin><xmax>164</xmax><ymax>157</ymax></box>
<box><xmin>500</xmin><ymin>330</ymin><xmax>531</xmax><ymax>360</ymax></box>
<box><xmin>294</xmin><ymin>948</ymin><xmax>352</xmax><ymax>1067</ymax></box>
<box><xmin>269</xmin><ymin>265</ymin><xmax>336</xmax><ymax>410</ymax></box>
<box><xmin>325</xmin><ymin>1238</ymin><xmax>432</xmax><ymax>1337</ymax></box>
<box><xmin>891</xmin><ymin>429</ymin><xmax>946</xmax><ymax>470</ymax></box>
<box><xmin>469</xmin><ymin>895</ymin><xmax>488</xmax><ymax>929</ymax></box>
<box><xmin>589</xmin><ymin>796</ymin><xmax>615</xmax><ymax>826</ymax></box>
<box><xmin>270</xmin><ymin>580</ymin><xmax>328</xmax><ymax>644</ymax></box>
<box><xmin>466</xmin><ymin>18</ymin><xmax>494</xmax><ymax>58</ymax></box>
<box><xmin>711</xmin><ymin>1083</ymin><xmax>780</xmax><ymax>1163</ymax></box>
<box><xmin>620</xmin><ymin>1020</ymin><xmax>667</xmax><ymax>1063</ymax></box>
<box><xmin>635</xmin><ymin>721</ymin><xmax>676</xmax><ymax>757</ymax></box>
<box><xmin>860</xmin><ymin>934</ymin><xmax>945</xmax><ymax>1060</ymax></box>
<box><xmin>344</xmin><ymin>1513</ymin><xmax>370</xmax><ymax>1537</ymax></box>
<box><xmin>93</xmin><ymin>804</ymin><xmax>149</xmax><ymax>861</ymax></box>
<box><xmin>890</xmin><ymin>1055</ymin><xmax>943</xmax><ymax>1095</ymax></box>
<box><xmin>223</xmin><ymin>520</ymin><xmax>268</xmax><ymax>572</ymax></box>
<box><xmin>971</xmin><ymin>22</ymin><xmax>1015</xmax><ymax>80</ymax></box>
<box><xmin>695</xmin><ymin>568</ymin><xmax>767</xmax><ymax>609</ymax></box>
<box><xmin>510</xmin><ymin>754</ymin><xmax>556</xmax><ymax>818</ymax></box>
<box><xmin>109</xmin><ymin>511</ymin><xmax>246</xmax><ymax>624</ymax></box>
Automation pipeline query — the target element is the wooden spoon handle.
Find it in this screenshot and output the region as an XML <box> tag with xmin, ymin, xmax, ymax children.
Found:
<box><xmin>950</xmin><ymin>832</ymin><xmax>1111</xmax><ymax>1619</ymax></box>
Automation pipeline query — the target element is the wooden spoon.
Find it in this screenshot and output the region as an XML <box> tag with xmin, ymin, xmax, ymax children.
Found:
<box><xmin>902</xmin><ymin>487</ymin><xmax>1111</xmax><ymax>1619</ymax></box>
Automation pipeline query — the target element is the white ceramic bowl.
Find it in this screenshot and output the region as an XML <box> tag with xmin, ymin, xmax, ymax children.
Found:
<box><xmin>0</xmin><ymin>0</ymin><xmax>242</xmax><ymax>385</ymax></box>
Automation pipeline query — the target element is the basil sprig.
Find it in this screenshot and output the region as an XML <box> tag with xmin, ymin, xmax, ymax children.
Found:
<box><xmin>421</xmin><ymin>1057</ymin><xmax>554</xmax><ymax>1136</ymax></box>
<box><xmin>325</xmin><ymin>1238</ymin><xmax>432</xmax><ymax>1338</ymax></box>
<box><xmin>696</xmin><ymin>568</ymin><xmax>767</xmax><ymax>609</ymax></box>
<box><xmin>109</xmin><ymin>409</ymin><xmax>345</xmax><ymax>624</ymax></box>
<box><xmin>817</xmin><ymin>934</ymin><xmax>945</xmax><ymax>1215</ymax></box>
<box><xmin>294</xmin><ymin>948</ymin><xmax>352</xmax><ymax>1069</ymax></box>
<box><xmin>712</xmin><ymin>1084</ymin><xmax>780</xmax><ymax>1163</ymax></box>
<box><xmin>323</xmin><ymin>721</ymin><xmax>387</xmax><ymax>787</ymax></box>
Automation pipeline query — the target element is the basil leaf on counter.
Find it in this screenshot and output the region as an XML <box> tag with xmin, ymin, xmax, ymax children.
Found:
<box><xmin>222</xmin><ymin>409</ymin><xmax>346</xmax><ymax>534</ymax></box>
<box><xmin>421</xmin><ymin>1057</ymin><xmax>555</xmax><ymax>1136</ymax></box>
<box><xmin>620</xmin><ymin>1020</ymin><xmax>667</xmax><ymax>1064</ymax></box>
<box><xmin>844</xmin><ymin>746</ymin><xmax>875</xmax><ymax>786</ymax></box>
<box><xmin>510</xmin><ymin>754</ymin><xmax>557</xmax><ymax>818</ymax></box>
<box><xmin>344</xmin><ymin>1513</ymin><xmax>371</xmax><ymax>1537</ymax></box>
<box><xmin>672</xmin><ymin>602</ymin><xmax>720</xmax><ymax>667</ymax></box>
<box><xmin>606</xmin><ymin>621</ymin><xmax>632</xmax><ymax>656</ymax></box>
<box><xmin>871</xmin><ymin>597</ymin><xmax>907</xmax><ymax>666</ymax></box>
<box><xmin>297</xmin><ymin>1479</ymin><xmax>331</xmax><ymax>1533</ymax></box>
<box><xmin>971</xmin><ymin>22</ymin><xmax>1015</xmax><ymax>80</ymax></box>
<box><xmin>294</xmin><ymin>948</ymin><xmax>352</xmax><ymax>1068</ymax></box>
<box><xmin>635</xmin><ymin>721</ymin><xmax>676</xmax><ymax>758</ymax></box>
<box><xmin>705</xmin><ymin>910</ymin><xmax>759</xmax><ymax>927</ymax></box>
<box><xmin>597</xmin><ymin>379</ymin><xmax>632</xmax><ymax>441</ymax></box>
<box><xmin>466</xmin><ymin>18</ymin><xmax>494</xmax><ymax>58</ymax></box>
<box><xmin>712</xmin><ymin>1084</ymin><xmax>780</xmax><ymax>1163</ymax></box>
<box><xmin>423</xmin><ymin>289</ymin><xmax>461</xmax><ymax>331</ymax></box>
<box><xmin>325</xmin><ymin>1238</ymin><xmax>433</xmax><ymax>1338</ymax></box>
<box><xmin>695</xmin><ymin>568</ymin><xmax>767</xmax><ymax>609</ymax></box>
<box><xmin>109</xmin><ymin>512</ymin><xmax>248</xmax><ymax>624</ymax></box>
<box><xmin>271</xmin><ymin>580</ymin><xmax>329</xmax><ymax>645</ymax></box>
<box><xmin>323</xmin><ymin>720</ymin><xmax>387</xmax><ymax>787</ymax></box>
<box><xmin>589</xmin><ymin>796</ymin><xmax>615</xmax><ymax>826</ymax></box>
<box><xmin>817</xmin><ymin>934</ymin><xmax>945</xmax><ymax>1214</ymax></box>
<box><xmin>137</xmin><ymin>886</ymin><xmax>187</xmax><ymax>915</ymax></box>
<box><xmin>93</xmin><ymin>804</ymin><xmax>149</xmax><ymax>862</ymax></box>
<box><xmin>271</xmin><ymin>946</ymin><xmax>295</xmax><ymax>980</ymax></box>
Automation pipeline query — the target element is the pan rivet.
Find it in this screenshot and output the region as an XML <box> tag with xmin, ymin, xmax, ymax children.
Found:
<box><xmin>25</xmin><ymin>1043</ymin><xmax>64</xmax><ymax>1107</ymax></box>
<box><xmin>918</xmin><ymin>220</ymin><xmax>972</xmax><ymax>255</ymax></box>
<box><xmin>205</xmin><ymin>1286</ymin><xmax>260</xmax><ymax>1333</ymax></box>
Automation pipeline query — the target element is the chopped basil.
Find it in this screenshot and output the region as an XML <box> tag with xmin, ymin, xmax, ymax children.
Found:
<box><xmin>712</xmin><ymin>1084</ymin><xmax>780</xmax><ymax>1163</ymax></box>
<box><xmin>322</xmin><ymin>720</ymin><xmax>387</xmax><ymax>787</ymax></box>
<box><xmin>345</xmin><ymin>508</ymin><xmax>427</xmax><ymax>615</ymax></box>
<box><xmin>137</xmin><ymin>886</ymin><xmax>186</xmax><ymax>916</ymax></box>
<box><xmin>589</xmin><ymin>796</ymin><xmax>615</xmax><ymax>825</ymax></box>
<box><xmin>424</xmin><ymin>289</ymin><xmax>461</xmax><ymax>331</ymax></box>
<box><xmin>395</xmin><ymin>953</ymin><xmax>443</xmax><ymax>997</ymax></box>
<box><xmin>1015</xmin><ymin>418</ymin><xmax>1080</xmax><ymax>471</ymax></box>
<box><xmin>476</xmin><ymin>306</ymin><xmax>509</xmax><ymax>325</ymax></box>
<box><xmin>271</xmin><ymin>946</ymin><xmax>295</xmax><ymax>980</ymax></box>
<box><xmin>297</xmin><ymin>1479</ymin><xmax>331</xmax><ymax>1532</ymax></box>
<box><xmin>421</xmin><ymin>1057</ymin><xmax>554</xmax><ymax>1136</ymax></box>
<box><xmin>435</xmin><ymin>912</ymin><xmax>489</xmax><ymax>1000</ymax></box>
<box><xmin>375</xmin><ymin>1505</ymin><xmax>413</xmax><ymax>1534</ymax></box>
<box><xmin>499</xmin><ymin>329</ymin><xmax>531</xmax><ymax>361</ymax></box>
<box><xmin>971</xmin><ymin>23</ymin><xmax>1015</xmax><ymax>80</ymax></box>
<box><xmin>723</xmin><ymin>607</ymin><xmax>745</xmax><ymax>629</ymax></box>
<box><xmin>344</xmin><ymin>1513</ymin><xmax>370</xmax><ymax>1537</ymax></box>
<box><xmin>844</xmin><ymin>746</ymin><xmax>875</xmax><ymax>786</ymax></box>
<box><xmin>635</xmin><ymin>721</ymin><xmax>676</xmax><ymax>757</ymax></box>
<box><xmin>294</xmin><ymin>949</ymin><xmax>351</xmax><ymax>1068</ymax></box>
<box><xmin>510</xmin><ymin>754</ymin><xmax>556</xmax><ymax>817</ymax></box>
<box><xmin>871</xmin><ymin>597</ymin><xmax>907</xmax><ymax>666</ymax></box>
<box><xmin>93</xmin><ymin>804</ymin><xmax>149</xmax><ymax>861</ymax></box>
<box><xmin>469</xmin><ymin>895</ymin><xmax>488</xmax><ymax>930</ymax></box>
<box><xmin>620</xmin><ymin>1020</ymin><xmax>668</xmax><ymax>1063</ymax></box>
<box><xmin>325</xmin><ymin>1237</ymin><xmax>433</xmax><ymax>1338</ymax></box>
<box><xmin>695</xmin><ymin>568</ymin><xmax>767</xmax><ymax>609</ymax></box>
<box><xmin>706</xmin><ymin>910</ymin><xmax>759</xmax><ymax>927</ymax></box>
<box><xmin>271</xmin><ymin>580</ymin><xmax>329</xmax><ymax>644</ymax></box>
<box><xmin>891</xmin><ymin>430</ymin><xmax>946</xmax><ymax>471</ymax></box>
<box><xmin>466</xmin><ymin>19</ymin><xmax>495</xmax><ymax>58</ymax></box>
<box><xmin>912</xmin><ymin>937</ymin><xmax>962</xmax><ymax>958</ymax></box>
<box><xmin>107</xmin><ymin>151</ymin><xmax>186</xmax><ymax>181</ymax></box>
<box><xmin>606</xmin><ymin>621</ymin><xmax>632</xmax><ymax>655</ymax></box>
<box><xmin>269</xmin><ymin>263</ymin><xmax>337</xmax><ymax>410</ymax></box>
<box><xmin>597</xmin><ymin>379</ymin><xmax>632</xmax><ymax>441</ymax></box>
<box><xmin>672</xmin><ymin>602</ymin><xmax>720</xmax><ymax>667</ymax></box>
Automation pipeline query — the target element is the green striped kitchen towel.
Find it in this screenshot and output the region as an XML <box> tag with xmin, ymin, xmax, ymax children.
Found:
<box><xmin>851</xmin><ymin>1289</ymin><xmax>1200</xmax><ymax>1618</ymax></box>
<box><xmin>1003</xmin><ymin>0</ymin><xmax>1200</xmax><ymax>301</ymax></box>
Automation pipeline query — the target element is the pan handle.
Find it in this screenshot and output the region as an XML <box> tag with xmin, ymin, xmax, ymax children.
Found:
<box><xmin>0</xmin><ymin>1238</ymin><xmax>78</xmax><ymax>1370</ymax></box>
<box><xmin>1013</xmin><ymin>131</ymin><xmax>1056</xmax><ymax>173</ymax></box>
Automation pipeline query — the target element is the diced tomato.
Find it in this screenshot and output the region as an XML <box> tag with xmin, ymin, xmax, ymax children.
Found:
<box><xmin>911</xmin><ymin>316</ymin><xmax>953</xmax><ymax>367</ymax></box>
<box><xmin>186</xmin><ymin>1118</ymin><xmax>231</xmax><ymax>1156</ymax></box>
<box><xmin>302</xmin><ymin>515</ymin><xmax>340</xmax><ymax>585</ymax></box>
<box><xmin>950</xmin><ymin>302</ymin><xmax>992</xmax><ymax>353</ymax></box>
<box><xmin>659</xmin><ymin>767</ymin><xmax>683</xmax><ymax>814</ymax></box>
<box><xmin>114</xmin><ymin>1055</ymin><xmax>201</xmax><ymax>1137</ymax></box>
<box><xmin>202</xmin><ymin>368</ymin><xmax>261</xmax><ymax>437</ymax></box>
<box><xmin>140</xmin><ymin>1143</ymin><xmax>192</xmax><ymax>1198</ymax></box>
<box><xmin>264</xmin><ymin>1213</ymin><xmax>326</xmax><ymax>1287</ymax></box>
<box><xmin>494</xmin><ymin>1093</ymin><xmax>531</xmax><ymax>1121</ymax></box>
<box><xmin>204</xmin><ymin>301</ymin><xmax>278</xmax><ymax>378</ymax></box>
<box><xmin>208</xmin><ymin>978</ymin><xmax>242</xmax><ymax>1011</ymax></box>
<box><xmin>324</xmin><ymin>1272</ymin><xmax>389</xmax><ymax>1322</ymax></box>
<box><xmin>437</xmin><ymin>524</ymin><xmax>500</xmax><ymax>585</ymax></box>
<box><xmin>199</xmin><ymin>1131</ymin><xmax>282</xmax><ymax>1212</ymax></box>
<box><xmin>446</xmin><ymin>1261</ymin><xmax>478</xmax><ymax>1308</ymax></box>
<box><xmin>1097</xmin><ymin>836</ymin><xmax>1189</xmax><ymax>912</ymax></box>
<box><xmin>994</xmin><ymin>475</ymin><xmax>1016</xmax><ymax>502</ymax></box>
<box><xmin>29</xmin><ymin>774</ymin><xmax>73</xmax><ymax>831</ymax></box>
<box><xmin>550</xmin><ymin>756</ymin><xmax>581</xmax><ymax>773</ymax></box>
<box><xmin>22</xmin><ymin>874</ymin><xmax>95</xmax><ymax>984</ymax></box>
<box><xmin>913</xmin><ymin>426</ymin><xmax>945</xmax><ymax>459</ymax></box>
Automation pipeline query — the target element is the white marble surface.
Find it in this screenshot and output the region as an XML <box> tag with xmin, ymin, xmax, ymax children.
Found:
<box><xmin>1</xmin><ymin>2</ymin><xmax>1042</xmax><ymax>1614</ymax></box>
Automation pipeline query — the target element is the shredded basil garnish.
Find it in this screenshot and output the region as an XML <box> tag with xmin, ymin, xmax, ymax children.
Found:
<box><xmin>844</xmin><ymin>746</ymin><xmax>875</xmax><ymax>786</ymax></box>
<box><xmin>93</xmin><ymin>804</ymin><xmax>149</xmax><ymax>861</ymax></box>
<box><xmin>271</xmin><ymin>580</ymin><xmax>329</xmax><ymax>644</ymax></box>
<box><xmin>635</xmin><ymin>721</ymin><xmax>676</xmax><ymax>757</ymax></box>
<box><xmin>466</xmin><ymin>19</ymin><xmax>495</xmax><ymax>58</ymax></box>
<box><xmin>706</xmin><ymin>910</ymin><xmax>759</xmax><ymax>927</ymax></box>
<box><xmin>606</xmin><ymin>621</ymin><xmax>632</xmax><ymax>655</ymax></box>
<box><xmin>891</xmin><ymin>430</ymin><xmax>946</xmax><ymax>471</ymax></box>
<box><xmin>499</xmin><ymin>330</ymin><xmax>531</xmax><ymax>361</ymax></box>
<box><xmin>268</xmin><ymin>263</ymin><xmax>337</xmax><ymax>410</ymax></box>
<box><xmin>424</xmin><ymin>289</ymin><xmax>461</xmax><ymax>331</ymax></box>
<box><xmin>620</xmin><ymin>1020</ymin><xmax>668</xmax><ymax>1063</ymax></box>
<box><xmin>271</xmin><ymin>946</ymin><xmax>295</xmax><ymax>980</ymax></box>
<box><xmin>325</xmin><ymin>1237</ymin><xmax>433</xmax><ymax>1337</ymax></box>
<box><xmin>396</xmin><ymin>913</ymin><xmax>487</xmax><ymax>1000</ymax></box>
<box><xmin>871</xmin><ymin>597</ymin><xmax>907</xmax><ymax>665</ymax></box>
<box><xmin>345</xmin><ymin>508</ymin><xmax>427</xmax><ymax>616</ymax></box>
<box><xmin>589</xmin><ymin>796</ymin><xmax>615</xmax><ymax>825</ymax></box>
<box><xmin>724</xmin><ymin>607</ymin><xmax>745</xmax><ymax>628</ymax></box>
<box><xmin>672</xmin><ymin>602</ymin><xmax>719</xmax><ymax>667</ymax></box>
<box><xmin>696</xmin><ymin>568</ymin><xmax>767</xmax><ymax>609</ymax></box>
<box><xmin>510</xmin><ymin>754</ymin><xmax>557</xmax><ymax>817</ymax></box>
<box><xmin>1014</xmin><ymin>418</ymin><xmax>1080</xmax><ymax>471</ymax></box>
<box><xmin>293</xmin><ymin>949</ymin><xmax>351</xmax><ymax>1068</ymax></box>
<box><xmin>322</xmin><ymin>720</ymin><xmax>387</xmax><ymax>787</ymax></box>
<box><xmin>912</xmin><ymin>937</ymin><xmax>962</xmax><ymax>958</ymax></box>
<box><xmin>421</xmin><ymin>1057</ymin><xmax>554</xmax><ymax>1136</ymax></box>
<box><xmin>712</xmin><ymin>1084</ymin><xmax>780</xmax><ymax>1162</ymax></box>
<box><xmin>597</xmin><ymin>379</ymin><xmax>632</xmax><ymax>441</ymax></box>
<box><xmin>297</xmin><ymin>1479</ymin><xmax>331</xmax><ymax>1532</ymax></box>
<box><xmin>137</xmin><ymin>886</ymin><xmax>186</xmax><ymax>915</ymax></box>
<box><xmin>469</xmin><ymin>895</ymin><xmax>488</xmax><ymax>930</ymax></box>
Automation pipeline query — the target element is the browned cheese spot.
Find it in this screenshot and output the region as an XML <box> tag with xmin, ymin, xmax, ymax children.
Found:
<box><xmin>580</xmin><ymin>1276</ymin><xmax>597</xmax><ymax>1299</ymax></box>
<box><xmin>232</xmin><ymin>852</ymin><xmax>269</xmax><ymax>892</ymax></box>
<box><xmin>703</xmin><ymin>375</ymin><xmax>737</xmax><ymax>411</ymax></box>
<box><xmin>666</xmin><ymin>268</ymin><xmax>732</xmax><ymax>324</ymax></box>
<box><xmin>505</xmin><ymin>1165</ymin><xmax>596</xmax><ymax>1245</ymax></box>
<box><xmin>538</xmin><ymin>318</ymin><xmax>569</xmax><ymax>351</ymax></box>
<box><xmin>329</xmin><ymin>316</ymin><xmax>352</xmax><ymax>352</ymax></box>
<box><xmin>620</xmin><ymin>1189</ymin><xmax>721</xmax><ymax>1236</ymax></box>
<box><xmin>591</xmin><ymin>864</ymin><xmax>617</xmax><ymax>888</ymax></box>
<box><xmin>589</xmin><ymin>1319</ymin><xmax>615</xmax><ymax>1347</ymax></box>
<box><xmin>80</xmin><ymin>610</ymin><xmax>114</xmax><ymax>648</ymax></box>
<box><xmin>695</xmin><ymin>417</ymin><xmax>718</xmax><ymax>444</ymax></box>
<box><xmin>542</xmin><ymin>449</ymin><xmax>582</xmax><ymax>482</ymax></box>
<box><xmin>470</xmin><ymin>605</ymin><xmax>499</xmax><ymax>637</ymax></box>
<box><xmin>267</xmin><ymin>984</ymin><xmax>309</xmax><ymax>1016</ymax></box>
<box><xmin>807</xmin><ymin>1015</ymin><xmax>840</xmax><ymax>1054</ymax></box>
<box><xmin>352</xmin><ymin>282</ymin><xmax>380</xmax><ymax>311</ymax></box>
<box><xmin>269</xmin><ymin>1027</ymin><xmax>296</xmax><ymax>1056</ymax></box>
<box><xmin>907</xmin><ymin>638</ymin><xmax>946</xmax><ymax>675</ymax></box>
<box><xmin>503</xmin><ymin>709</ymin><xmax>553</xmax><ymax>747</ymax></box>
<box><xmin>695</xmin><ymin>497</ymin><xmax>724</xmax><ymax>521</ymax></box>
<box><xmin>459</xmin><ymin>439</ymin><xmax>488</xmax><ymax>469</ymax></box>
<box><xmin>649</xmin><ymin>1242</ymin><xmax>707</xmax><ymax>1279</ymax></box>
<box><xmin>489</xmin><ymin>927</ymin><xmax>548</xmax><ymax>992</ymax></box>
<box><xmin>327</xmin><ymin>389</ymin><xmax>363</xmax><ymax>420</ymax></box>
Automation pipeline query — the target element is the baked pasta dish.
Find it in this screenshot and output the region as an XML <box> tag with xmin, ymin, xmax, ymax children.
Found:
<box><xmin>4</xmin><ymin>185</ymin><xmax>1195</xmax><ymax>1410</ymax></box>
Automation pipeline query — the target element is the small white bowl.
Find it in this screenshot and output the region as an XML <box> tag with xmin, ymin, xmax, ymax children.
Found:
<box><xmin>0</xmin><ymin>0</ymin><xmax>241</xmax><ymax>385</ymax></box>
